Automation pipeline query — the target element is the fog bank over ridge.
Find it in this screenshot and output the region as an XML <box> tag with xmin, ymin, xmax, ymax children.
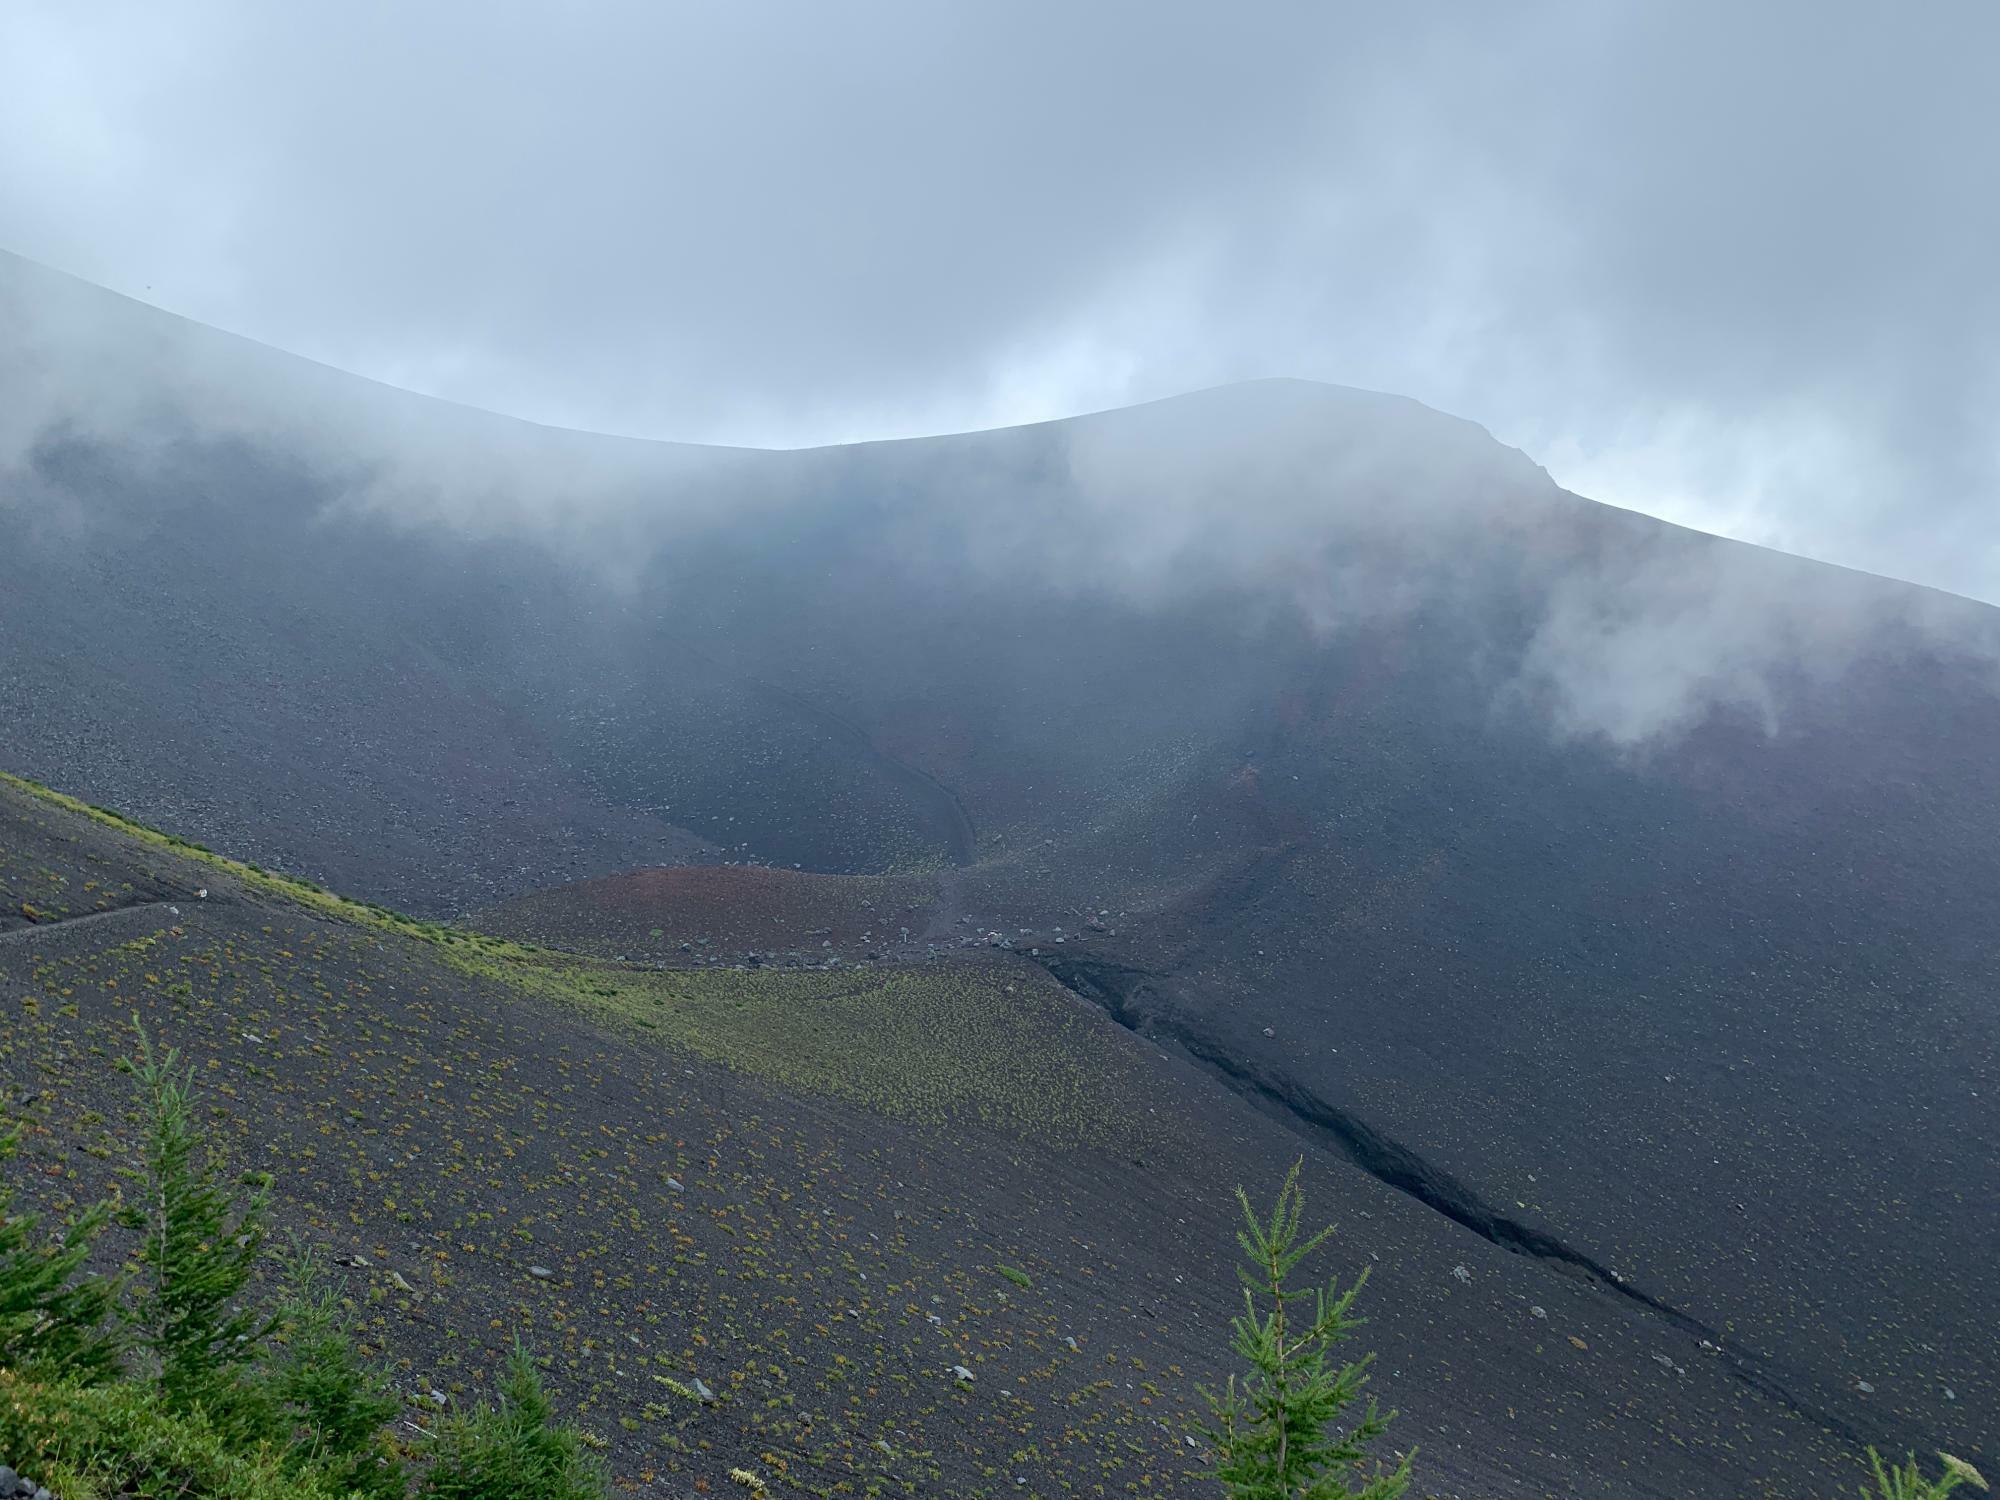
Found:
<box><xmin>3</xmin><ymin>247</ymin><xmax>1994</xmax><ymax>749</ymax></box>
<box><xmin>7</xmin><ymin>3</ymin><xmax>1996</xmax><ymax>604</ymax></box>
<box><xmin>5</xmin><ymin>12</ymin><xmax>1997</xmax><ymax>1484</ymax></box>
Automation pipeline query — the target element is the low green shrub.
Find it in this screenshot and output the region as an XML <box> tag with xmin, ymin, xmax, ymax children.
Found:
<box><xmin>0</xmin><ymin>1369</ymin><xmax>345</xmax><ymax>1500</ymax></box>
<box><xmin>264</xmin><ymin>1245</ymin><xmax>405</xmax><ymax>1497</ymax></box>
<box><xmin>1</xmin><ymin>1024</ymin><xmax>609</xmax><ymax>1498</ymax></box>
<box><xmin>1864</xmin><ymin>1450</ymin><xmax>1988</xmax><ymax>1499</ymax></box>
<box><xmin>419</xmin><ymin>1341</ymin><xmax>605</xmax><ymax>1500</ymax></box>
<box><xmin>118</xmin><ymin>1024</ymin><xmax>276</xmax><ymax>1438</ymax></box>
<box><xmin>1195</xmin><ymin>1160</ymin><xmax>1412</xmax><ymax>1500</ymax></box>
<box><xmin>0</xmin><ymin>1128</ymin><xmax>123</xmax><ymax>1383</ymax></box>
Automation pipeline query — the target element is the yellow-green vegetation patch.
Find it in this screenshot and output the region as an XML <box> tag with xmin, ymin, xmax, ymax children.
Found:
<box><xmin>1</xmin><ymin>771</ymin><xmax>556</xmax><ymax>964</ymax></box>
<box><xmin>0</xmin><ymin>1371</ymin><xmax>349</xmax><ymax>1500</ymax></box>
<box><xmin>3</xmin><ymin>772</ymin><xmax>1163</xmax><ymax>1152</ymax></box>
<box><xmin>446</xmin><ymin>945</ymin><xmax>1159</xmax><ymax>1150</ymax></box>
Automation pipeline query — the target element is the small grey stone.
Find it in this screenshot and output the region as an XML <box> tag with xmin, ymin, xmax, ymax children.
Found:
<box><xmin>0</xmin><ymin>1466</ymin><xmax>18</xmax><ymax>1497</ymax></box>
<box><xmin>529</xmin><ymin>1265</ymin><xmax>553</xmax><ymax>1279</ymax></box>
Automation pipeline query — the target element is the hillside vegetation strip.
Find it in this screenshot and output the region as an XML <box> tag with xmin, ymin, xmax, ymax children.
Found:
<box><xmin>0</xmin><ymin>773</ymin><xmax>1163</xmax><ymax>1150</ymax></box>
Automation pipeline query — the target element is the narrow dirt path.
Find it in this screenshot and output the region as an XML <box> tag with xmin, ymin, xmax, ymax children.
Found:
<box><xmin>0</xmin><ymin>899</ymin><xmax>190</xmax><ymax>949</ymax></box>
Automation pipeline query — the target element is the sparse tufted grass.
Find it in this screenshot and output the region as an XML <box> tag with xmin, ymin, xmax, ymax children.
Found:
<box><xmin>441</xmin><ymin>948</ymin><xmax>1161</xmax><ymax>1152</ymax></box>
<box><xmin>1</xmin><ymin>771</ymin><xmax>1166</xmax><ymax>1154</ymax></box>
<box><xmin>0</xmin><ymin>778</ymin><xmax>1226</xmax><ymax>1499</ymax></box>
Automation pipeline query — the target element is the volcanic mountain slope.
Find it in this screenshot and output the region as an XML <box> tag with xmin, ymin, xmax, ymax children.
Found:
<box><xmin>2</xmin><ymin>250</ymin><xmax>1995</xmax><ymax>1479</ymax></box>
<box><xmin>0</xmin><ymin>773</ymin><xmax>1885</xmax><ymax>1497</ymax></box>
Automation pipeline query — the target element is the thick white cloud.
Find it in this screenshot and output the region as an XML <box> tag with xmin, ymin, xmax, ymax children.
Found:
<box><xmin>2</xmin><ymin>1</ymin><xmax>1996</xmax><ymax>597</ymax></box>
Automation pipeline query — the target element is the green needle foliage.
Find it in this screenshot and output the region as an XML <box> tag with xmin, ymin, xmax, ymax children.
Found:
<box><xmin>0</xmin><ymin>1123</ymin><xmax>123</xmax><ymax>1382</ymax></box>
<box><xmin>264</xmin><ymin>1243</ymin><xmax>405</xmax><ymax>1497</ymax></box>
<box><xmin>420</xmin><ymin>1340</ymin><xmax>607</xmax><ymax>1499</ymax></box>
<box><xmin>1</xmin><ymin>1023</ymin><xmax>616</xmax><ymax>1498</ymax></box>
<box><xmin>0</xmin><ymin>1369</ymin><xmax>352</xmax><ymax>1500</ymax></box>
<box><xmin>1864</xmin><ymin>1449</ymin><xmax>1989</xmax><ymax>1499</ymax></box>
<box><xmin>118</xmin><ymin>1022</ymin><xmax>275</xmax><ymax>1415</ymax></box>
<box><xmin>1197</xmin><ymin>1160</ymin><xmax>1413</xmax><ymax>1500</ymax></box>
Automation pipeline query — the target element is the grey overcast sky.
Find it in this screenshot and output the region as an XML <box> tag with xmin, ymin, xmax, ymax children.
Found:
<box><xmin>3</xmin><ymin>2</ymin><xmax>1997</xmax><ymax>600</ymax></box>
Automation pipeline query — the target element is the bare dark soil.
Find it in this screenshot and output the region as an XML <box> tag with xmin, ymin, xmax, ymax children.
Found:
<box><xmin>0</xmin><ymin>776</ymin><xmax>1884</xmax><ymax>1499</ymax></box>
<box><xmin>484</xmin><ymin>866</ymin><xmax>940</xmax><ymax>964</ymax></box>
<box><xmin>2</xmin><ymin>255</ymin><xmax>1995</xmax><ymax>1490</ymax></box>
